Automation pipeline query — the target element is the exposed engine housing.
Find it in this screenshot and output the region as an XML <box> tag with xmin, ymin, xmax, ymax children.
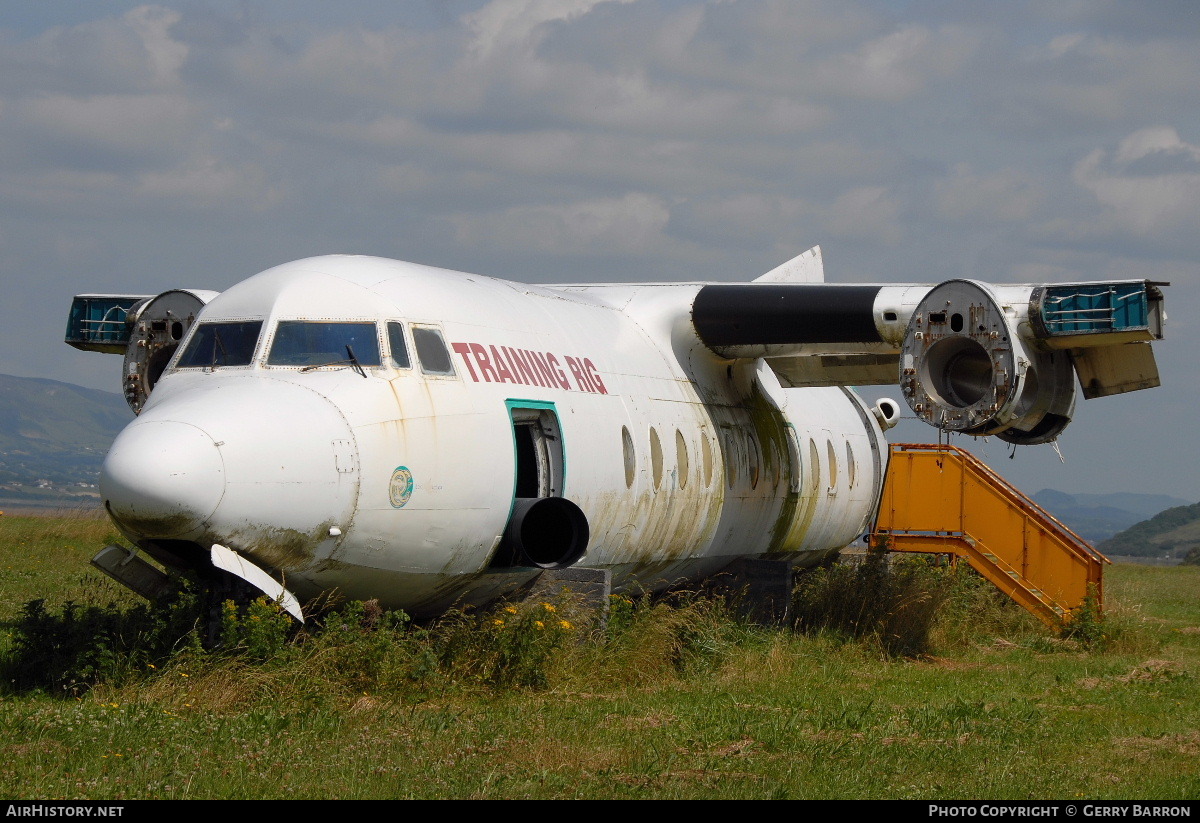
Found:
<box><xmin>122</xmin><ymin>290</ymin><xmax>219</xmax><ymax>413</ymax></box>
<box><xmin>691</xmin><ymin>276</ymin><xmax>1164</xmax><ymax>446</ymax></box>
<box><xmin>499</xmin><ymin>496</ymin><xmax>590</xmax><ymax>570</ymax></box>
<box><xmin>899</xmin><ymin>280</ymin><xmax>1076</xmax><ymax>445</ymax></box>
<box><xmin>65</xmin><ymin>289</ymin><xmax>218</xmax><ymax>413</ymax></box>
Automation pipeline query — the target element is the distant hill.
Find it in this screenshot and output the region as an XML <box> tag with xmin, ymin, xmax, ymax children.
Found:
<box><xmin>1098</xmin><ymin>502</ymin><xmax>1200</xmax><ymax>560</ymax></box>
<box><xmin>0</xmin><ymin>373</ymin><xmax>131</xmax><ymax>508</ymax></box>
<box><xmin>0</xmin><ymin>369</ymin><xmax>1191</xmax><ymax>526</ymax></box>
<box><xmin>1031</xmin><ymin>489</ymin><xmax>1191</xmax><ymax>543</ymax></box>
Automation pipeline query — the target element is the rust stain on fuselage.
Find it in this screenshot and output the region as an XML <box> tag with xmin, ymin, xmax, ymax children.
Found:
<box><xmin>220</xmin><ymin>520</ymin><xmax>336</xmax><ymax>575</ymax></box>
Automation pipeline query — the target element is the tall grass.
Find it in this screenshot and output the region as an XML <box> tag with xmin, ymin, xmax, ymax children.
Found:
<box><xmin>1</xmin><ymin>551</ymin><xmax>1021</xmax><ymax>702</ymax></box>
<box><xmin>2</xmin><ymin>514</ymin><xmax>1199</xmax><ymax>799</ymax></box>
<box><xmin>792</xmin><ymin>552</ymin><xmax>946</xmax><ymax>656</ymax></box>
<box><xmin>0</xmin><ymin>586</ymin><xmax>761</xmax><ymax>704</ymax></box>
<box><xmin>0</xmin><ymin>511</ymin><xmax>135</xmax><ymax>617</ymax></box>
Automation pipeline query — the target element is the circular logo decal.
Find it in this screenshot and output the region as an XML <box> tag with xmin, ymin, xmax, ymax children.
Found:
<box><xmin>388</xmin><ymin>466</ymin><xmax>414</xmax><ymax>508</ymax></box>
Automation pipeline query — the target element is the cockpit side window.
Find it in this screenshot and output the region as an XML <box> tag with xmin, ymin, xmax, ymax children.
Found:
<box><xmin>267</xmin><ymin>321</ymin><xmax>381</xmax><ymax>367</ymax></box>
<box><xmin>412</xmin><ymin>326</ymin><xmax>455</xmax><ymax>376</ymax></box>
<box><xmin>176</xmin><ymin>321</ymin><xmax>263</xmax><ymax>368</ymax></box>
<box><xmin>387</xmin><ymin>322</ymin><xmax>411</xmax><ymax>369</ymax></box>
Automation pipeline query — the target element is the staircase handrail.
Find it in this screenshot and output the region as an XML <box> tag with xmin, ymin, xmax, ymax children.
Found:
<box><xmin>887</xmin><ymin>443</ymin><xmax>1110</xmax><ymax>565</ymax></box>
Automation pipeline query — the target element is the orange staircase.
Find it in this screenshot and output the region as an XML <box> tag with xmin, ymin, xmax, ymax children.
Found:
<box><xmin>870</xmin><ymin>443</ymin><xmax>1109</xmax><ymax>627</ymax></box>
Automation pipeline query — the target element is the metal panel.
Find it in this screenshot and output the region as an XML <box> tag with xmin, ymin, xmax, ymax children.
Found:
<box><xmin>1037</xmin><ymin>282</ymin><xmax>1148</xmax><ymax>335</ymax></box>
<box><xmin>873</xmin><ymin>443</ymin><xmax>1107</xmax><ymax>627</ymax></box>
<box><xmin>1071</xmin><ymin>342</ymin><xmax>1161</xmax><ymax>399</ymax></box>
<box><xmin>64</xmin><ymin>294</ymin><xmax>148</xmax><ymax>353</ymax></box>
<box><xmin>693</xmin><ymin>284</ymin><xmax>884</xmax><ymax>347</ymax></box>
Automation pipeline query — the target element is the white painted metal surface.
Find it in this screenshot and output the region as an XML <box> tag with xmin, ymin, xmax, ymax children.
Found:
<box><xmin>86</xmin><ymin>251</ymin><xmax>1164</xmax><ymax>617</ymax></box>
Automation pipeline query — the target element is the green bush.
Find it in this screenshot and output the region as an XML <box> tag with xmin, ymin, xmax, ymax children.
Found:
<box><xmin>791</xmin><ymin>552</ymin><xmax>953</xmax><ymax>657</ymax></box>
<box><xmin>0</xmin><ymin>557</ymin><xmax>1058</xmax><ymax>701</ymax></box>
<box><xmin>0</xmin><ymin>579</ymin><xmax>313</xmax><ymax>695</ymax></box>
<box><xmin>1059</xmin><ymin>585</ymin><xmax>1106</xmax><ymax>647</ymax></box>
<box><xmin>1</xmin><ymin>583</ymin><xmax>207</xmax><ymax>695</ymax></box>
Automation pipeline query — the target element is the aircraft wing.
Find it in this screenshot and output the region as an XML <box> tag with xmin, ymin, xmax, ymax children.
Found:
<box><xmin>691</xmin><ymin>274</ymin><xmax>1166</xmax><ymax>445</ymax></box>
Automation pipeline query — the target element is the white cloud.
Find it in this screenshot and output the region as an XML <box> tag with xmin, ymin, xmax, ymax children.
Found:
<box><xmin>674</xmin><ymin>193</ymin><xmax>815</xmax><ymax>249</ymax></box>
<box><xmin>16</xmin><ymin>93</ymin><xmax>197</xmax><ymax>163</ymax></box>
<box><xmin>135</xmin><ymin>154</ymin><xmax>276</xmax><ymax>207</ymax></box>
<box><xmin>935</xmin><ymin>164</ymin><xmax>1044</xmax><ymax>223</ymax></box>
<box><xmin>825</xmin><ymin>186</ymin><xmax>901</xmax><ymax>244</ymax></box>
<box><xmin>449</xmin><ymin>192</ymin><xmax>670</xmax><ymax>254</ymax></box>
<box><xmin>1008</xmin><ymin>31</ymin><xmax>1200</xmax><ymax>129</ymax></box>
<box><xmin>818</xmin><ymin>25</ymin><xmax>975</xmax><ymax>101</ymax></box>
<box><xmin>122</xmin><ymin>5</ymin><xmax>188</xmax><ymax>86</ymax></box>
<box><xmin>464</xmin><ymin>0</ymin><xmax>637</xmax><ymax>62</ymax></box>
<box><xmin>0</xmin><ymin>5</ymin><xmax>187</xmax><ymax>94</ymax></box>
<box><xmin>1073</xmin><ymin>126</ymin><xmax>1200</xmax><ymax>234</ymax></box>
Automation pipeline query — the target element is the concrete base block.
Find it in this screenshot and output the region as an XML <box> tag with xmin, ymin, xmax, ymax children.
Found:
<box><xmin>528</xmin><ymin>567</ymin><xmax>612</xmax><ymax>628</ymax></box>
<box><xmin>529</xmin><ymin>566</ymin><xmax>612</xmax><ymax>606</ymax></box>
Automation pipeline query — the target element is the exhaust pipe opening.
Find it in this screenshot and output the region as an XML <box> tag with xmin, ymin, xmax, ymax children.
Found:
<box><xmin>921</xmin><ymin>336</ymin><xmax>994</xmax><ymax>409</ymax></box>
<box><xmin>502</xmin><ymin>497</ymin><xmax>590</xmax><ymax>570</ymax></box>
<box><xmin>871</xmin><ymin>398</ymin><xmax>901</xmax><ymax>431</ymax></box>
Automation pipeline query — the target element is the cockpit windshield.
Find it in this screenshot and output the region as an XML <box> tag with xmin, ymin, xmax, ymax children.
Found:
<box><xmin>176</xmin><ymin>321</ymin><xmax>263</xmax><ymax>368</ymax></box>
<box><xmin>267</xmin><ymin>321</ymin><xmax>381</xmax><ymax>368</ymax></box>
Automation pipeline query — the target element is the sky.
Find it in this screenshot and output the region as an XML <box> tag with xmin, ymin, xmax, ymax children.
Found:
<box><xmin>0</xmin><ymin>0</ymin><xmax>1196</xmax><ymax>501</ymax></box>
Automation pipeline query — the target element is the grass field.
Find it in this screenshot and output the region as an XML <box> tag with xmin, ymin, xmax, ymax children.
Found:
<box><xmin>1</xmin><ymin>511</ymin><xmax>1198</xmax><ymax>800</ymax></box>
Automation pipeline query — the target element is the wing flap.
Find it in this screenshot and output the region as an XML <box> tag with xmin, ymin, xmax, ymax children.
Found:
<box><xmin>765</xmin><ymin>353</ymin><xmax>899</xmax><ymax>388</ymax></box>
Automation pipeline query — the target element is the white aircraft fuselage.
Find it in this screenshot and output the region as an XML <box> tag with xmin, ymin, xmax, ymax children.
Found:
<box><xmin>77</xmin><ymin>252</ymin><xmax>1164</xmax><ymax>616</ymax></box>
<box><xmin>98</xmin><ymin>255</ymin><xmax>884</xmax><ymax>615</ymax></box>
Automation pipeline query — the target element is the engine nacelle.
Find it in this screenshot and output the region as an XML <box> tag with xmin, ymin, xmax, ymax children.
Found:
<box><xmin>899</xmin><ymin>280</ymin><xmax>1076</xmax><ymax>445</ymax></box>
<box><xmin>65</xmin><ymin>289</ymin><xmax>219</xmax><ymax>413</ymax></box>
<box><xmin>121</xmin><ymin>290</ymin><xmax>219</xmax><ymax>413</ymax></box>
<box><xmin>691</xmin><ymin>276</ymin><xmax>1162</xmax><ymax>445</ymax></box>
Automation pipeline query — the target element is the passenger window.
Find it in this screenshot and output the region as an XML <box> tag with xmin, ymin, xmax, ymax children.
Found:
<box><xmin>413</xmin><ymin>326</ymin><xmax>455</xmax><ymax>376</ymax></box>
<box><xmin>649</xmin><ymin>427</ymin><xmax>663</xmax><ymax>490</ymax></box>
<box><xmin>701</xmin><ymin>433</ymin><xmax>713</xmax><ymax>487</ymax></box>
<box><xmin>675</xmin><ymin>429</ymin><xmax>689</xmax><ymax>490</ymax></box>
<box><xmin>724</xmin><ymin>431</ymin><xmax>740</xmax><ymax>490</ymax></box>
<box><xmin>747</xmin><ymin>433</ymin><xmax>761</xmax><ymax>489</ymax></box>
<box><xmin>268</xmin><ymin>321</ymin><xmax>381</xmax><ymax>367</ymax></box>
<box><xmin>785</xmin><ymin>425</ymin><xmax>801</xmax><ymax>494</ymax></box>
<box><xmin>808</xmin><ymin>440</ymin><xmax>820</xmax><ymax>496</ymax></box>
<box><xmin>827</xmin><ymin>440</ymin><xmax>838</xmax><ymax>492</ymax></box>
<box><xmin>176</xmin><ymin>321</ymin><xmax>263</xmax><ymax>368</ymax></box>
<box><xmin>387</xmin><ymin>322</ymin><xmax>411</xmax><ymax>369</ymax></box>
<box><xmin>622</xmin><ymin>426</ymin><xmax>636</xmax><ymax>489</ymax></box>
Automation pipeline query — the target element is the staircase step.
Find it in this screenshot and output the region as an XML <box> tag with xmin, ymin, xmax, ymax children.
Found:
<box><xmin>872</xmin><ymin>443</ymin><xmax>1106</xmax><ymax>630</ymax></box>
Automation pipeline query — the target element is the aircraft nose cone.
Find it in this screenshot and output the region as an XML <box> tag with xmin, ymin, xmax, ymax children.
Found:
<box><xmin>101</xmin><ymin>420</ymin><xmax>225</xmax><ymax>538</ymax></box>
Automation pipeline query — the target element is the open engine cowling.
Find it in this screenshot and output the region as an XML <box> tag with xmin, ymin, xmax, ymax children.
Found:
<box><xmin>692</xmin><ymin>274</ymin><xmax>1163</xmax><ymax>446</ymax></box>
<box><xmin>66</xmin><ymin>289</ymin><xmax>219</xmax><ymax>413</ymax></box>
<box><xmin>899</xmin><ymin>280</ymin><xmax>1076</xmax><ymax>445</ymax></box>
